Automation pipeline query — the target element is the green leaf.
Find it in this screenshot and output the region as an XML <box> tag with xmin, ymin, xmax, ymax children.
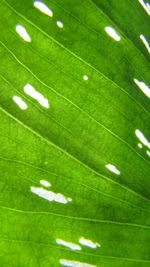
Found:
<box><xmin>0</xmin><ymin>0</ymin><xmax>150</xmax><ymax>266</ymax></box>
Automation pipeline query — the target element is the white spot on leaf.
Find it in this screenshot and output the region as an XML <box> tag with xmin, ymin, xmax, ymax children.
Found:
<box><xmin>105</xmin><ymin>26</ymin><xmax>121</xmax><ymax>41</ymax></box>
<box><xmin>106</xmin><ymin>164</ymin><xmax>120</xmax><ymax>175</ymax></box>
<box><xmin>79</xmin><ymin>237</ymin><xmax>100</xmax><ymax>249</ymax></box>
<box><xmin>134</xmin><ymin>79</ymin><xmax>150</xmax><ymax>98</ymax></box>
<box><xmin>60</xmin><ymin>259</ymin><xmax>97</xmax><ymax>267</ymax></box>
<box><xmin>16</xmin><ymin>25</ymin><xmax>31</xmax><ymax>42</ymax></box>
<box><xmin>138</xmin><ymin>0</ymin><xmax>150</xmax><ymax>15</ymax></box>
<box><xmin>56</xmin><ymin>20</ymin><xmax>64</xmax><ymax>28</ymax></box>
<box><xmin>140</xmin><ymin>34</ymin><xmax>150</xmax><ymax>53</ymax></box>
<box><xmin>135</xmin><ymin>129</ymin><xmax>150</xmax><ymax>149</ymax></box>
<box><xmin>40</xmin><ymin>180</ymin><xmax>51</xmax><ymax>187</ymax></box>
<box><xmin>34</xmin><ymin>1</ymin><xmax>53</xmax><ymax>17</ymax></box>
<box><xmin>31</xmin><ymin>187</ymin><xmax>72</xmax><ymax>204</ymax></box>
<box><xmin>12</xmin><ymin>96</ymin><xmax>28</xmax><ymax>110</ymax></box>
<box><xmin>83</xmin><ymin>75</ymin><xmax>88</xmax><ymax>81</ymax></box>
<box><xmin>138</xmin><ymin>143</ymin><xmax>143</xmax><ymax>149</ymax></box>
<box><xmin>146</xmin><ymin>150</ymin><xmax>150</xmax><ymax>156</ymax></box>
<box><xmin>24</xmin><ymin>84</ymin><xmax>49</xmax><ymax>108</ymax></box>
<box><xmin>56</xmin><ymin>239</ymin><xmax>81</xmax><ymax>251</ymax></box>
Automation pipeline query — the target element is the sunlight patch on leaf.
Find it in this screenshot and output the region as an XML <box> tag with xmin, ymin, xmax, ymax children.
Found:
<box><xmin>60</xmin><ymin>259</ymin><xmax>97</xmax><ymax>267</ymax></box>
<box><xmin>134</xmin><ymin>78</ymin><xmax>150</xmax><ymax>98</ymax></box>
<box><xmin>24</xmin><ymin>84</ymin><xmax>49</xmax><ymax>108</ymax></box>
<box><xmin>140</xmin><ymin>34</ymin><xmax>150</xmax><ymax>53</ymax></box>
<box><xmin>105</xmin><ymin>164</ymin><xmax>120</xmax><ymax>175</ymax></box>
<box><xmin>83</xmin><ymin>75</ymin><xmax>89</xmax><ymax>81</ymax></box>
<box><xmin>56</xmin><ymin>239</ymin><xmax>81</xmax><ymax>251</ymax></box>
<box><xmin>105</xmin><ymin>26</ymin><xmax>121</xmax><ymax>41</ymax></box>
<box><xmin>34</xmin><ymin>1</ymin><xmax>53</xmax><ymax>17</ymax></box>
<box><xmin>31</xmin><ymin>186</ymin><xmax>72</xmax><ymax>204</ymax></box>
<box><xmin>79</xmin><ymin>237</ymin><xmax>101</xmax><ymax>249</ymax></box>
<box><xmin>12</xmin><ymin>96</ymin><xmax>28</xmax><ymax>110</ymax></box>
<box><xmin>16</xmin><ymin>25</ymin><xmax>31</xmax><ymax>42</ymax></box>
<box><xmin>135</xmin><ymin>129</ymin><xmax>150</xmax><ymax>149</ymax></box>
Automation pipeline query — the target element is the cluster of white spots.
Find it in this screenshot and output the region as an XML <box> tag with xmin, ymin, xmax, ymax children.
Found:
<box><xmin>138</xmin><ymin>143</ymin><xmax>143</xmax><ymax>149</ymax></box>
<box><xmin>134</xmin><ymin>78</ymin><xmax>150</xmax><ymax>98</ymax></box>
<box><xmin>31</xmin><ymin>186</ymin><xmax>72</xmax><ymax>204</ymax></box>
<box><xmin>140</xmin><ymin>34</ymin><xmax>150</xmax><ymax>53</ymax></box>
<box><xmin>16</xmin><ymin>25</ymin><xmax>31</xmax><ymax>42</ymax></box>
<box><xmin>56</xmin><ymin>20</ymin><xmax>64</xmax><ymax>28</ymax></box>
<box><xmin>138</xmin><ymin>0</ymin><xmax>150</xmax><ymax>15</ymax></box>
<box><xmin>79</xmin><ymin>237</ymin><xmax>100</xmax><ymax>249</ymax></box>
<box><xmin>34</xmin><ymin>1</ymin><xmax>53</xmax><ymax>17</ymax></box>
<box><xmin>40</xmin><ymin>180</ymin><xmax>51</xmax><ymax>187</ymax></box>
<box><xmin>83</xmin><ymin>75</ymin><xmax>89</xmax><ymax>81</ymax></box>
<box><xmin>135</xmin><ymin>129</ymin><xmax>150</xmax><ymax>149</ymax></box>
<box><xmin>24</xmin><ymin>84</ymin><xmax>49</xmax><ymax>108</ymax></box>
<box><xmin>105</xmin><ymin>164</ymin><xmax>121</xmax><ymax>175</ymax></box>
<box><xmin>60</xmin><ymin>259</ymin><xmax>96</xmax><ymax>267</ymax></box>
<box><xmin>12</xmin><ymin>96</ymin><xmax>28</xmax><ymax>110</ymax></box>
<box><xmin>56</xmin><ymin>239</ymin><xmax>81</xmax><ymax>251</ymax></box>
<box><xmin>105</xmin><ymin>26</ymin><xmax>121</xmax><ymax>41</ymax></box>
<box><xmin>147</xmin><ymin>150</ymin><xmax>150</xmax><ymax>156</ymax></box>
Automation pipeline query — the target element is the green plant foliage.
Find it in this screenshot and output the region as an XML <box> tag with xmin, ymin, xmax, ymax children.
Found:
<box><xmin>0</xmin><ymin>0</ymin><xmax>150</xmax><ymax>266</ymax></box>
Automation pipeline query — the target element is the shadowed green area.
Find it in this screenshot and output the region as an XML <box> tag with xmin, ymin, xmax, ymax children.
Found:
<box><xmin>0</xmin><ymin>0</ymin><xmax>150</xmax><ymax>266</ymax></box>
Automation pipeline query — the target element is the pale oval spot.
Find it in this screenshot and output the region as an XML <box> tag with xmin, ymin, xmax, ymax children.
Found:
<box><xmin>105</xmin><ymin>26</ymin><xmax>121</xmax><ymax>41</ymax></box>
<box><xmin>134</xmin><ymin>79</ymin><xmax>150</xmax><ymax>98</ymax></box>
<box><xmin>16</xmin><ymin>25</ymin><xmax>31</xmax><ymax>42</ymax></box>
<box><xmin>56</xmin><ymin>20</ymin><xmax>64</xmax><ymax>28</ymax></box>
<box><xmin>12</xmin><ymin>96</ymin><xmax>28</xmax><ymax>110</ymax></box>
<box><xmin>140</xmin><ymin>34</ymin><xmax>150</xmax><ymax>53</ymax></box>
<box><xmin>34</xmin><ymin>1</ymin><xmax>53</xmax><ymax>17</ymax></box>
<box><xmin>79</xmin><ymin>237</ymin><xmax>101</xmax><ymax>249</ymax></box>
<box><xmin>40</xmin><ymin>180</ymin><xmax>51</xmax><ymax>187</ymax></box>
<box><xmin>147</xmin><ymin>150</ymin><xmax>150</xmax><ymax>157</ymax></box>
<box><xmin>138</xmin><ymin>143</ymin><xmax>143</xmax><ymax>149</ymax></box>
<box><xmin>105</xmin><ymin>164</ymin><xmax>120</xmax><ymax>175</ymax></box>
<box><xmin>60</xmin><ymin>259</ymin><xmax>97</xmax><ymax>267</ymax></box>
<box><xmin>24</xmin><ymin>84</ymin><xmax>49</xmax><ymax>108</ymax></box>
<box><xmin>83</xmin><ymin>75</ymin><xmax>88</xmax><ymax>81</ymax></box>
<box><xmin>135</xmin><ymin>129</ymin><xmax>150</xmax><ymax>149</ymax></box>
<box><xmin>56</xmin><ymin>239</ymin><xmax>81</xmax><ymax>251</ymax></box>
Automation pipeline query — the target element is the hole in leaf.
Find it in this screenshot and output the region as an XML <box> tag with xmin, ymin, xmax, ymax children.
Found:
<box><xmin>134</xmin><ymin>78</ymin><xmax>150</xmax><ymax>98</ymax></box>
<box><xmin>56</xmin><ymin>20</ymin><xmax>64</xmax><ymax>28</ymax></box>
<box><xmin>16</xmin><ymin>25</ymin><xmax>31</xmax><ymax>42</ymax></box>
<box><xmin>56</xmin><ymin>239</ymin><xmax>81</xmax><ymax>251</ymax></box>
<box><xmin>60</xmin><ymin>259</ymin><xmax>97</xmax><ymax>267</ymax></box>
<box><xmin>34</xmin><ymin>1</ymin><xmax>53</xmax><ymax>17</ymax></box>
<box><xmin>105</xmin><ymin>164</ymin><xmax>120</xmax><ymax>175</ymax></box>
<box><xmin>83</xmin><ymin>75</ymin><xmax>88</xmax><ymax>81</ymax></box>
<box><xmin>40</xmin><ymin>180</ymin><xmax>51</xmax><ymax>187</ymax></box>
<box><xmin>24</xmin><ymin>84</ymin><xmax>49</xmax><ymax>108</ymax></box>
<box><xmin>12</xmin><ymin>96</ymin><xmax>28</xmax><ymax>110</ymax></box>
<box><xmin>105</xmin><ymin>26</ymin><xmax>121</xmax><ymax>41</ymax></box>
<box><xmin>140</xmin><ymin>34</ymin><xmax>150</xmax><ymax>53</ymax></box>
<box><xmin>138</xmin><ymin>143</ymin><xmax>143</xmax><ymax>149</ymax></box>
<box><xmin>79</xmin><ymin>237</ymin><xmax>101</xmax><ymax>249</ymax></box>
<box><xmin>135</xmin><ymin>129</ymin><xmax>150</xmax><ymax>149</ymax></box>
<box><xmin>138</xmin><ymin>0</ymin><xmax>150</xmax><ymax>15</ymax></box>
<box><xmin>147</xmin><ymin>150</ymin><xmax>150</xmax><ymax>156</ymax></box>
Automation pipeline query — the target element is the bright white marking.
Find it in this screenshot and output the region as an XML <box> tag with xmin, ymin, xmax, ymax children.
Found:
<box><xmin>34</xmin><ymin>1</ymin><xmax>53</xmax><ymax>17</ymax></box>
<box><xmin>79</xmin><ymin>237</ymin><xmax>100</xmax><ymax>249</ymax></box>
<box><xmin>134</xmin><ymin>78</ymin><xmax>150</xmax><ymax>98</ymax></box>
<box><xmin>140</xmin><ymin>34</ymin><xmax>150</xmax><ymax>53</ymax></box>
<box><xmin>146</xmin><ymin>3</ymin><xmax>150</xmax><ymax>12</ymax></box>
<box><xmin>67</xmin><ymin>198</ymin><xmax>72</xmax><ymax>202</ymax></box>
<box><xmin>56</xmin><ymin>239</ymin><xmax>81</xmax><ymax>251</ymax></box>
<box><xmin>146</xmin><ymin>150</ymin><xmax>150</xmax><ymax>156</ymax></box>
<box><xmin>135</xmin><ymin>129</ymin><xmax>150</xmax><ymax>149</ymax></box>
<box><xmin>138</xmin><ymin>0</ymin><xmax>150</xmax><ymax>15</ymax></box>
<box><xmin>105</xmin><ymin>26</ymin><xmax>121</xmax><ymax>41</ymax></box>
<box><xmin>31</xmin><ymin>187</ymin><xmax>71</xmax><ymax>204</ymax></box>
<box><xmin>12</xmin><ymin>96</ymin><xmax>28</xmax><ymax>110</ymax></box>
<box><xmin>16</xmin><ymin>25</ymin><xmax>31</xmax><ymax>42</ymax></box>
<box><xmin>56</xmin><ymin>20</ymin><xmax>64</xmax><ymax>28</ymax></box>
<box><xmin>24</xmin><ymin>84</ymin><xmax>49</xmax><ymax>108</ymax></box>
<box><xmin>40</xmin><ymin>180</ymin><xmax>51</xmax><ymax>187</ymax></box>
<box><xmin>106</xmin><ymin>164</ymin><xmax>120</xmax><ymax>175</ymax></box>
<box><xmin>83</xmin><ymin>75</ymin><xmax>88</xmax><ymax>81</ymax></box>
<box><xmin>60</xmin><ymin>259</ymin><xmax>97</xmax><ymax>267</ymax></box>
<box><xmin>138</xmin><ymin>143</ymin><xmax>143</xmax><ymax>149</ymax></box>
